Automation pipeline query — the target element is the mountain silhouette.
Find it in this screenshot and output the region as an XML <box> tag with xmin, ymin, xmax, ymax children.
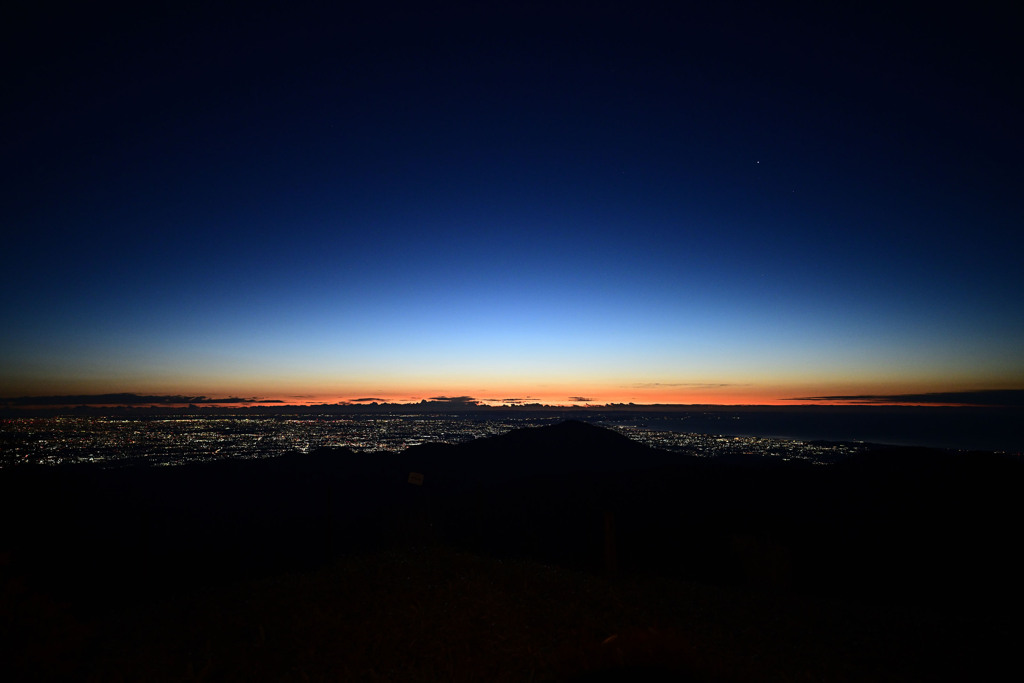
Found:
<box><xmin>2</xmin><ymin>420</ymin><xmax>1022</xmax><ymax>615</ymax></box>
<box><xmin>397</xmin><ymin>419</ymin><xmax>679</xmax><ymax>492</ymax></box>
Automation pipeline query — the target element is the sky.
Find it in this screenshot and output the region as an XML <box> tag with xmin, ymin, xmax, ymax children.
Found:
<box><xmin>3</xmin><ymin>1</ymin><xmax>1022</xmax><ymax>407</ymax></box>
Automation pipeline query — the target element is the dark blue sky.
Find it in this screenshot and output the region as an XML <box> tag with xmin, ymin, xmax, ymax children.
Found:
<box><xmin>3</xmin><ymin>1</ymin><xmax>1021</xmax><ymax>405</ymax></box>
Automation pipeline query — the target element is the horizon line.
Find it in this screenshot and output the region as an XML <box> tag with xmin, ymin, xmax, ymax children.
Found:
<box><xmin>4</xmin><ymin>389</ymin><xmax>1024</xmax><ymax>410</ymax></box>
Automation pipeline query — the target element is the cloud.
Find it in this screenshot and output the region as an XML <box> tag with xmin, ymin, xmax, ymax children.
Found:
<box><xmin>349</xmin><ymin>397</ymin><xmax>389</xmax><ymax>403</ymax></box>
<box><xmin>568</xmin><ymin>396</ymin><xmax>594</xmax><ymax>402</ymax></box>
<box><xmin>630</xmin><ymin>382</ymin><xmax>746</xmax><ymax>389</ymax></box>
<box><xmin>425</xmin><ymin>396</ymin><xmax>480</xmax><ymax>405</ymax></box>
<box><xmin>1</xmin><ymin>393</ymin><xmax>280</xmax><ymax>406</ymax></box>
<box><xmin>484</xmin><ymin>397</ymin><xmax>542</xmax><ymax>404</ymax></box>
<box><xmin>784</xmin><ymin>390</ymin><xmax>1024</xmax><ymax>407</ymax></box>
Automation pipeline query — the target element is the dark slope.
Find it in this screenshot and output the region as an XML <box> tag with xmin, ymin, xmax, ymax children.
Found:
<box><xmin>0</xmin><ymin>446</ymin><xmax>407</xmax><ymax>611</ymax></box>
<box><xmin>2</xmin><ymin>420</ymin><xmax>1022</xmax><ymax>615</ymax></box>
<box><xmin>398</xmin><ymin>423</ymin><xmax>1024</xmax><ymax>609</ymax></box>
<box><xmin>397</xmin><ymin>419</ymin><xmax>679</xmax><ymax>490</ymax></box>
<box><xmin>5</xmin><ymin>420</ymin><xmax>1023</xmax><ymax>683</ymax></box>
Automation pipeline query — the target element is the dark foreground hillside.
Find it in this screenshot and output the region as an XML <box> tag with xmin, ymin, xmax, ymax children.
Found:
<box><xmin>2</xmin><ymin>420</ymin><xmax>1022</xmax><ymax>680</ymax></box>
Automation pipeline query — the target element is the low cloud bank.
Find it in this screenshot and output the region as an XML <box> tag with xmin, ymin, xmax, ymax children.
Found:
<box><xmin>1</xmin><ymin>393</ymin><xmax>283</xmax><ymax>406</ymax></box>
<box><xmin>785</xmin><ymin>390</ymin><xmax>1024</xmax><ymax>406</ymax></box>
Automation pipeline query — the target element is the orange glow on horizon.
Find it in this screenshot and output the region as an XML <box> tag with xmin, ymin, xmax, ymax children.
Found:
<box><xmin>243</xmin><ymin>384</ymin><xmax>981</xmax><ymax>408</ymax></box>
<box><xmin>4</xmin><ymin>377</ymin><xmax>1012</xmax><ymax>409</ymax></box>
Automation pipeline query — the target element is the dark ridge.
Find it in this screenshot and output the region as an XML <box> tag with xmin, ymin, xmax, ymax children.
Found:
<box><xmin>2</xmin><ymin>420</ymin><xmax>1022</xmax><ymax>618</ymax></box>
<box><xmin>397</xmin><ymin>419</ymin><xmax>680</xmax><ymax>492</ymax></box>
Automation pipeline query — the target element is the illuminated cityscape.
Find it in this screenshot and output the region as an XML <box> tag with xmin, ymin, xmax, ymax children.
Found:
<box><xmin>1</xmin><ymin>415</ymin><xmax>862</xmax><ymax>467</ymax></box>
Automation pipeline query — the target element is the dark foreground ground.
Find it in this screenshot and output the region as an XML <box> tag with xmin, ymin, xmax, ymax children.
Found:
<box><xmin>2</xmin><ymin>421</ymin><xmax>1022</xmax><ymax>680</ymax></box>
<box><xmin>5</xmin><ymin>544</ymin><xmax>1013</xmax><ymax>682</ymax></box>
